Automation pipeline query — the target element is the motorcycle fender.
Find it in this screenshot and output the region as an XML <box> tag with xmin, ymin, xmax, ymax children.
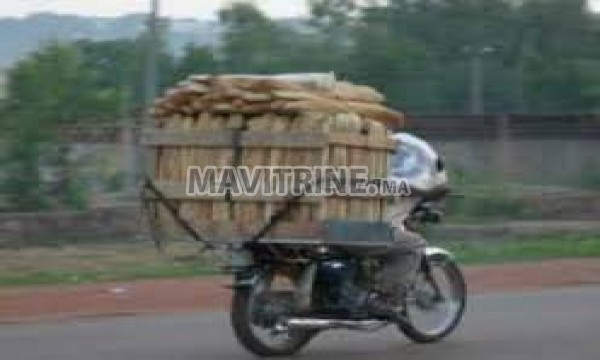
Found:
<box><xmin>424</xmin><ymin>246</ymin><xmax>455</xmax><ymax>261</ymax></box>
<box><xmin>227</xmin><ymin>248</ymin><xmax>259</xmax><ymax>289</ymax></box>
<box><xmin>231</xmin><ymin>270</ymin><xmax>261</xmax><ymax>289</ymax></box>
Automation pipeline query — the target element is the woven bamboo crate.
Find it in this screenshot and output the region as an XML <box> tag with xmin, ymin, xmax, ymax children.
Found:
<box><xmin>143</xmin><ymin>73</ymin><xmax>404</xmax><ymax>243</ymax></box>
<box><xmin>143</xmin><ymin>111</ymin><xmax>398</xmax><ymax>242</ymax></box>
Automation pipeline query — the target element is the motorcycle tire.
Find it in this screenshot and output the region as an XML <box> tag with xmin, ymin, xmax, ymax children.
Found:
<box><xmin>231</xmin><ymin>288</ymin><xmax>316</xmax><ymax>357</ymax></box>
<box><xmin>398</xmin><ymin>253</ymin><xmax>466</xmax><ymax>343</ymax></box>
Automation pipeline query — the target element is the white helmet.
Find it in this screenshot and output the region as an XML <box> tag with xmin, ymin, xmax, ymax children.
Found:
<box><xmin>388</xmin><ymin>133</ymin><xmax>447</xmax><ymax>193</ymax></box>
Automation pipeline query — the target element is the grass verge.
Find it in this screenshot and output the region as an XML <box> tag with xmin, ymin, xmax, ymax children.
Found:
<box><xmin>436</xmin><ymin>234</ymin><xmax>600</xmax><ymax>264</ymax></box>
<box><xmin>0</xmin><ymin>242</ymin><xmax>221</xmax><ymax>287</ymax></box>
<box><xmin>0</xmin><ymin>234</ymin><xmax>598</xmax><ymax>287</ymax></box>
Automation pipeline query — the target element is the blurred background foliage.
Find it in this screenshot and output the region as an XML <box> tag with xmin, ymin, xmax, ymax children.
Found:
<box><xmin>1</xmin><ymin>0</ymin><xmax>600</xmax><ymax>211</ymax></box>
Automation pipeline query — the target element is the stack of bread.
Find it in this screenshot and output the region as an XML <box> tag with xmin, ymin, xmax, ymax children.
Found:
<box><xmin>152</xmin><ymin>73</ymin><xmax>404</xmax><ymax>129</ymax></box>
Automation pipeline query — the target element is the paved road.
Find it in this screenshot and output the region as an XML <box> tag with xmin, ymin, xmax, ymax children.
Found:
<box><xmin>1</xmin><ymin>287</ymin><xmax>599</xmax><ymax>360</ymax></box>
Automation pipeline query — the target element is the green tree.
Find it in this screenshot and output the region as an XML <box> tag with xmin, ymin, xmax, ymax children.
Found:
<box><xmin>173</xmin><ymin>44</ymin><xmax>219</xmax><ymax>80</ymax></box>
<box><xmin>218</xmin><ymin>2</ymin><xmax>321</xmax><ymax>73</ymax></box>
<box><xmin>75</xmin><ymin>35</ymin><xmax>175</xmax><ymax>117</ymax></box>
<box><xmin>0</xmin><ymin>43</ymin><xmax>122</xmax><ymax>211</ymax></box>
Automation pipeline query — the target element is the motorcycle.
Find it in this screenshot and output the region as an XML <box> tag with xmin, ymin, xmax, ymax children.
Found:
<box><xmin>227</xmin><ymin>133</ymin><xmax>467</xmax><ymax>357</ymax></box>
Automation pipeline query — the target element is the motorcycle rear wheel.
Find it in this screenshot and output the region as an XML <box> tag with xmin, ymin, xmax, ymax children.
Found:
<box><xmin>231</xmin><ymin>274</ymin><xmax>316</xmax><ymax>357</ymax></box>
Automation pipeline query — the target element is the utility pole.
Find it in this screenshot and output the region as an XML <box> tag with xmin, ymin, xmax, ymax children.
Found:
<box><xmin>516</xmin><ymin>31</ymin><xmax>533</xmax><ymax>113</ymax></box>
<box><xmin>469</xmin><ymin>52</ymin><xmax>483</xmax><ymax>115</ymax></box>
<box><xmin>120</xmin><ymin>84</ymin><xmax>137</xmax><ymax>194</ymax></box>
<box><xmin>145</xmin><ymin>0</ymin><xmax>160</xmax><ymax>123</ymax></box>
<box><xmin>141</xmin><ymin>0</ymin><xmax>161</xmax><ymax>250</ymax></box>
<box><xmin>464</xmin><ymin>46</ymin><xmax>495</xmax><ymax>115</ymax></box>
<box><xmin>141</xmin><ymin>0</ymin><xmax>160</xmax><ymax>179</ymax></box>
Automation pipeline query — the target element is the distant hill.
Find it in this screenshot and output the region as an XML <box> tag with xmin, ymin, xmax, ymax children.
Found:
<box><xmin>0</xmin><ymin>13</ymin><xmax>222</xmax><ymax>68</ymax></box>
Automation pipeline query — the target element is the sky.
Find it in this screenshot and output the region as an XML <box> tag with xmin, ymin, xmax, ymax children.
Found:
<box><xmin>0</xmin><ymin>0</ymin><xmax>309</xmax><ymax>19</ymax></box>
<box><xmin>0</xmin><ymin>0</ymin><xmax>598</xmax><ymax>19</ymax></box>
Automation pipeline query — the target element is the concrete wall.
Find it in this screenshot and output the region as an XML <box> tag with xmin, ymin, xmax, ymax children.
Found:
<box><xmin>408</xmin><ymin>114</ymin><xmax>600</xmax><ymax>187</ymax></box>
<box><xmin>0</xmin><ymin>207</ymin><xmax>140</xmax><ymax>248</ymax></box>
<box><xmin>433</xmin><ymin>139</ymin><xmax>600</xmax><ymax>186</ymax></box>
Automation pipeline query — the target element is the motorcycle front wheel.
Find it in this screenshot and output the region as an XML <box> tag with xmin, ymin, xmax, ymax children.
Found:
<box><xmin>230</xmin><ymin>271</ymin><xmax>316</xmax><ymax>357</ymax></box>
<box><xmin>399</xmin><ymin>252</ymin><xmax>466</xmax><ymax>343</ymax></box>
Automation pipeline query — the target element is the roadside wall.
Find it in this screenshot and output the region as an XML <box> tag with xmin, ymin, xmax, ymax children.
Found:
<box><xmin>0</xmin><ymin>207</ymin><xmax>140</xmax><ymax>247</ymax></box>
<box><xmin>408</xmin><ymin>114</ymin><xmax>600</xmax><ymax>187</ymax></box>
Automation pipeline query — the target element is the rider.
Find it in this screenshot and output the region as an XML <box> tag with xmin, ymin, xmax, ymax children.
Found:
<box><xmin>368</xmin><ymin>132</ymin><xmax>448</xmax><ymax>316</ymax></box>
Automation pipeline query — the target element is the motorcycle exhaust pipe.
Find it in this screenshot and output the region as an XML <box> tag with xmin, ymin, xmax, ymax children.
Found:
<box><xmin>285</xmin><ymin>318</ymin><xmax>387</xmax><ymax>331</ymax></box>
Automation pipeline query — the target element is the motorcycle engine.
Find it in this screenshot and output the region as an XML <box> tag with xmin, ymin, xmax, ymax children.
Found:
<box><xmin>313</xmin><ymin>259</ymin><xmax>368</xmax><ymax>315</ymax></box>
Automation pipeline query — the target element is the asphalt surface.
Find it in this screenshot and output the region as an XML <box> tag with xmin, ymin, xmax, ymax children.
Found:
<box><xmin>0</xmin><ymin>287</ymin><xmax>599</xmax><ymax>360</ymax></box>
